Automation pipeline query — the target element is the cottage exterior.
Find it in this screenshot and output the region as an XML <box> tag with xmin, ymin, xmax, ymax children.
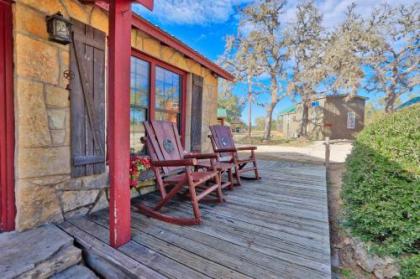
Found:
<box><xmin>280</xmin><ymin>95</ymin><xmax>366</xmax><ymax>140</ymax></box>
<box><xmin>0</xmin><ymin>0</ymin><xmax>233</xmax><ymax>233</ymax></box>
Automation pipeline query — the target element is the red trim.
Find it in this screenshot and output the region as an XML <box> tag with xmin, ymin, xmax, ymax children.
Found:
<box><xmin>131</xmin><ymin>15</ymin><xmax>234</xmax><ymax>81</ymax></box>
<box><xmin>131</xmin><ymin>49</ymin><xmax>187</xmax><ymax>145</ymax></box>
<box><xmin>0</xmin><ymin>0</ymin><xmax>15</xmax><ymax>232</ymax></box>
<box><xmin>108</xmin><ymin>0</ymin><xmax>132</xmax><ymax>248</ymax></box>
<box><xmin>90</xmin><ymin>2</ymin><xmax>234</xmax><ymax>81</ymax></box>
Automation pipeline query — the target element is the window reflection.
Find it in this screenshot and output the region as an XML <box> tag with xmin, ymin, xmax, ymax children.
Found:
<box><xmin>155</xmin><ymin>66</ymin><xmax>181</xmax><ymax>131</ymax></box>
<box><xmin>130</xmin><ymin>57</ymin><xmax>150</xmax><ymax>154</ymax></box>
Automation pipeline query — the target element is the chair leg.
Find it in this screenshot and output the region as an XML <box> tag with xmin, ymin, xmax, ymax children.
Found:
<box><xmin>188</xmin><ymin>183</ymin><xmax>201</xmax><ymax>223</ymax></box>
<box><xmin>235</xmin><ymin>165</ymin><xmax>242</xmax><ymax>186</ymax></box>
<box><xmin>228</xmin><ymin>169</ymin><xmax>234</xmax><ymax>190</ymax></box>
<box><xmin>253</xmin><ymin>159</ymin><xmax>261</xmax><ymax>180</ymax></box>
<box><xmin>215</xmin><ymin>171</ymin><xmax>224</xmax><ymax>203</ymax></box>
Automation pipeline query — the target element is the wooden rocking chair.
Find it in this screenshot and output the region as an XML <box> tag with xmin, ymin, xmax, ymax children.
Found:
<box><xmin>209</xmin><ymin>125</ymin><xmax>261</xmax><ymax>186</ymax></box>
<box><xmin>133</xmin><ymin>120</ymin><xmax>223</xmax><ymax>225</ymax></box>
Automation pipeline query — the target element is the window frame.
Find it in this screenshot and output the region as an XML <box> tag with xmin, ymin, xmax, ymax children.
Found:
<box><xmin>131</xmin><ymin>48</ymin><xmax>187</xmax><ymax>145</ymax></box>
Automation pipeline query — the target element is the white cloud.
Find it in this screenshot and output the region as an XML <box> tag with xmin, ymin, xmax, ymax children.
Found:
<box><xmin>133</xmin><ymin>0</ymin><xmax>417</xmax><ymax>27</ymax></box>
<box><xmin>284</xmin><ymin>0</ymin><xmax>417</xmax><ymax>30</ymax></box>
<box><xmin>133</xmin><ymin>0</ymin><xmax>254</xmax><ymax>25</ymax></box>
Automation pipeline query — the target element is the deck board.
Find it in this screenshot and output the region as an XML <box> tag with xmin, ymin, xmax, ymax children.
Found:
<box><xmin>62</xmin><ymin>160</ymin><xmax>331</xmax><ymax>279</ymax></box>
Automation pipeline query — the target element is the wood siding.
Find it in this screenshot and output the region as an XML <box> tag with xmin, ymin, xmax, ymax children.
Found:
<box><xmin>190</xmin><ymin>74</ymin><xmax>203</xmax><ymax>152</ymax></box>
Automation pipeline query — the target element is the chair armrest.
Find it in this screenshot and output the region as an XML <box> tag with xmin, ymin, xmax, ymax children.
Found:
<box><xmin>184</xmin><ymin>153</ymin><xmax>217</xmax><ymax>159</ymax></box>
<box><xmin>214</xmin><ymin>147</ymin><xmax>237</xmax><ymax>153</ymax></box>
<box><xmin>236</xmin><ymin>146</ymin><xmax>257</xmax><ymax>151</ymax></box>
<box><xmin>151</xmin><ymin>159</ymin><xmax>197</xmax><ymax>167</ymax></box>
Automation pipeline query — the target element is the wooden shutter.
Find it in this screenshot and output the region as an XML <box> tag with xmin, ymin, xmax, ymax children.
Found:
<box><xmin>70</xmin><ymin>20</ymin><xmax>106</xmax><ymax>177</ymax></box>
<box><xmin>190</xmin><ymin>74</ymin><xmax>203</xmax><ymax>152</ymax></box>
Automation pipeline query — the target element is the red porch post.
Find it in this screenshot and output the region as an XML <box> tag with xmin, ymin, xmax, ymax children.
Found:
<box><xmin>108</xmin><ymin>0</ymin><xmax>154</xmax><ymax>248</ymax></box>
<box><xmin>108</xmin><ymin>0</ymin><xmax>133</xmax><ymax>248</ymax></box>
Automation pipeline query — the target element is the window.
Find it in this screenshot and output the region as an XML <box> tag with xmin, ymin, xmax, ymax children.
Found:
<box><xmin>155</xmin><ymin>66</ymin><xmax>182</xmax><ymax>130</ymax></box>
<box><xmin>130</xmin><ymin>57</ymin><xmax>150</xmax><ymax>153</ymax></box>
<box><xmin>129</xmin><ymin>51</ymin><xmax>187</xmax><ymax>153</ymax></box>
<box><xmin>347</xmin><ymin>111</ymin><xmax>356</xmax><ymax>129</ymax></box>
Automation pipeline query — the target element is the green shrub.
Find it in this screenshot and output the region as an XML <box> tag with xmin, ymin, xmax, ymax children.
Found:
<box><xmin>342</xmin><ymin>104</ymin><xmax>420</xmax><ymax>277</ymax></box>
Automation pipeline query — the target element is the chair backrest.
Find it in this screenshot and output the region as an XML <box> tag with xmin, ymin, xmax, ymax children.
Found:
<box><xmin>209</xmin><ymin>125</ymin><xmax>236</xmax><ymax>156</ymax></box>
<box><xmin>144</xmin><ymin>120</ymin><xmax>185</xmax><ymax>175</ymax></box>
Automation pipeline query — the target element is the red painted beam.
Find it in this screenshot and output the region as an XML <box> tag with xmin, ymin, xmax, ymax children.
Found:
<box><xmin>0</xmin><ymin>0</ymin><xmax>15</xmax><ymax>232</ymax></box>
<box><xmin>108</xmin><ymin>0</ymin><xmax>133</xmax><ymax>248</ymax></box>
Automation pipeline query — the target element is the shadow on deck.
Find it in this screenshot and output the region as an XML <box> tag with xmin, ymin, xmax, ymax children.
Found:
<box><xmin>59</xmin><ymin>160</ymin><xmax>331</xmax><ymax>279</ymax></box>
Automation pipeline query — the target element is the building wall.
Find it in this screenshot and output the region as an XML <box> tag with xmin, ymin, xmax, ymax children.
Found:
<box><xmin>323</xmin><ymin>96</ymin><xmax>365</xmax><ymax>140</ymax></box>
<box><xmin>282</xmin><ymin>96</ymin><xmax>365</xmax><ymax>140</ymax></box>
<box><xmin>13</xmin><ymin>0</ymin><xmax>219</xmax><ymax>230</ymax></box>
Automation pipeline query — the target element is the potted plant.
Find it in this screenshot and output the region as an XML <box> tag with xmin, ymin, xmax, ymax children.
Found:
<box><xmin>129</xmin><ymin>155</ymin><xmax>151</xmax><ymax>188</ymax></box>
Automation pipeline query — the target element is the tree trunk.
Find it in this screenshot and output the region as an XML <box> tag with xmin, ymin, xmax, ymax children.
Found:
<box><xmin>299</xmin><ymin>100</ymin><xmax>310</xmax><ymax>137</ymax></box>
<box><xmin>263</xmin><ymin>75</ymin><xmax>278</xmax><ymax>141</ymax></box>
<box><xmin>384</xmin><ymin>87</ymin><xmax>396</xmax><ymax>113</ymax></box>
<box><xmin>263</xmin><ymin>104</ymin><xmax>274</xmax><ymax>140</ymax></box>
<box><xmin>247</xmin><ymin>79</ymin><xmax>252</xmax><ymax>138</ymax></box>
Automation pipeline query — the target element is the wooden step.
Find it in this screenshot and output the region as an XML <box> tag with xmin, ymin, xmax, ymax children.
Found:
<box><xmin>58</xmin><ymin>221</ymin><xmax>166</xmax><ymax>279</ymax></box>
<box><xmin>0</xmin><ymin>225</ymin><xmax>82</xmax><ymax>279</ymax></box>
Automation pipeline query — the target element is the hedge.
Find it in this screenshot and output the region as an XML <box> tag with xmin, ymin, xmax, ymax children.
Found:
<box><xmin>342</xmin><ymin>104</ymin><xmax>420</xmax><ymax>277</ymax></box>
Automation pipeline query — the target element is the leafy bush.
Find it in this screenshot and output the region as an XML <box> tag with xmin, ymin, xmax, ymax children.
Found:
<box><xmin>342</xmin><ymin>104</ymin><xmax>420</xmax><ymax>277</ymax></box>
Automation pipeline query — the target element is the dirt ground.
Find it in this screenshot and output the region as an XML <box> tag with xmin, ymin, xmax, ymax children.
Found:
<box><xmin>245</xmin><ymin>142</ymin><xmax>369</xmax><ymax>279</ymax></box>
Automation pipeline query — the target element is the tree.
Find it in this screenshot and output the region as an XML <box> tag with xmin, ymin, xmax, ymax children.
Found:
<box><xmin>286</xmin><ymin>0</ymin><xmax>325</xmax><ymax>138</ymax></box>
<box><xmin>219</xmin><ymin>34</ymin><xmax>263</xmax><ymax>137</ymax></box>
<box><xmin>364</xmin><ymin>3</ymin><xmax>420</xmax><ymax>113</ymax></box>
<box><xmin>240</xmin><ymin>0</ymin><xmax>288</xmax><ymax>140</ymax></box>
<box><xmin>217</xmin><ymin>80</ymin><xmax>244</xmax><ymax>123</ymax></box>
<box><xmin>323</xmin><ymin>4</ymin><xmax>370</xmax><ymax>98</ymax></box>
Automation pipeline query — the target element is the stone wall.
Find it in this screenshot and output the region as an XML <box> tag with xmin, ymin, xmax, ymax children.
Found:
<box><xmin>13</xmin><ymin>0</ymin><xmax>219</xmax><ymax>230</ymax></box>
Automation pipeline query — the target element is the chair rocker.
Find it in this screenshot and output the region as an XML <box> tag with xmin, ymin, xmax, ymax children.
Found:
<box><xmin>134</xmin><ymin>120</ymin><xmax>223</xmax><ymax>225</ymax></box>
<box><xmin>209</xmin><ymin>125</ymin><xmax>261</xmax><ymax>186</ymax></box>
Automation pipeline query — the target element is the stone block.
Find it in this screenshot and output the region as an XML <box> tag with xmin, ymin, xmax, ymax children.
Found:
<box><xmin>143</xmin><ymin>37</ymin><xmax>161</xmax><ymax>58</ymax></box>
<box><xmin>15</xmin><ymin>181</ymin><xmax>63</xmax><ymax>230</ymax></box>
<box><xmin>90</xmin><ymin>7</ymin><xmax>108</xmax><ymax>34</ymax></box>
<box><xmin>16</xmin><ymin>34</ymin><xmax>60</xmax><ymax>84</ymax></box>
<box><xmin>51</xmin><ymin>265</ymin><xmax>98</xmax><ymax>279</ymax></box>
<box><xmin>19</xmin><ymin>0</ymin><xmax>65</xmax><ymax>15</ymax></box>
<box><xmin>15</xmin><ymin>3</ymin><xmax>48</xmax><ymax>39</ymax></box>
<box><xmin>32</xmin><ymin>175</ymin><xmax>69</xmax><ymax>186</ymax></box>
<box><xmin>82</xmin><ymin>172</ymin><xmax>109</xmax><ymax>189</ymax></box>
<box><xmin>46</xmin><ymin>85</ymin><xmax>70</xmax><ymax>108</ymax></box>
<box><xmin>186</xmin><ymin>59</ymin><xmax>202</xmax><ymax>76</ymax></box>
<box><xmin>16</xmin><ymin>146</ymin><xmax>71</xmax><ymax>178</ymax></box>
<box><xmin>161</xmin><ymin>46</ymin><xmax>175</xmax><ymax>62</ymax></box>
<box><xmin>51</xmin><ymin>130</ymin><xmax>66</xmax><ymax>145</ymax></box>
<box><xmin>170</xmin><ymin>52</ymin><xmax>188</xmax><ymax>71</ymax></box>
<box><xmin>16</xmin><ymin>79</ymin><xmax>51</xmax><ymax>147</ymax></box>
<box><xmin>0</xmin><ymin>225</ymin><xmax>81</xmax><ymax>278</ymax></box>
<box><xmin>88</xmin><ymin>190</ymin><xmax>108</xmax><ymax>214</ymax></box>
<box><xmin>60</xmin><ymin>189</ymin><xmax>100</xmax><ymax>212</ymax></box>
<box><xmin>62</xmin><ymin>0</ymin><xmax>90</xmax><ymax>23</ymax></box>
<box><xmin>48</xmin><ymin>109</ymin><xmax>67</xmax><ymax>129</ymax></box>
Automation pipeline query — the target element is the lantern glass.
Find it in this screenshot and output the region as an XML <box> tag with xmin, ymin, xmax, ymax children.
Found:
<box><xmin>46</xmin><ymin>12</ymin><xmax>72</xmax><ymax>45</ymax></box>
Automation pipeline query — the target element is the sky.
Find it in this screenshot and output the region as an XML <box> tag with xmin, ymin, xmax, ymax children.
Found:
<box><xmin>133</xmin><ymin>0</ymin><xmax>417</xmax><ymax>124</ymax></box>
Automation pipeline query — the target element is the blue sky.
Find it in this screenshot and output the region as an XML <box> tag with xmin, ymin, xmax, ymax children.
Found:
<box><xmin>133</xmin><ymin>0</ymin><xmax>418</xmax><ymax>123</ymax></box>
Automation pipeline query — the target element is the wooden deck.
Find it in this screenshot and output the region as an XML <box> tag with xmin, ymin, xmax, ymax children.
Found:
<box><xmin>59</xmin><ymin>160</ymin><xmax>331</xmax><ymax>279</ymax></box>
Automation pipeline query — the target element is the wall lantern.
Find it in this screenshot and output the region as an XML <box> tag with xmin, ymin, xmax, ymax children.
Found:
<box><xmin>46</xmin><ymin>12</ymin><xmax>72</xmax><ymax>45</ymax></box>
